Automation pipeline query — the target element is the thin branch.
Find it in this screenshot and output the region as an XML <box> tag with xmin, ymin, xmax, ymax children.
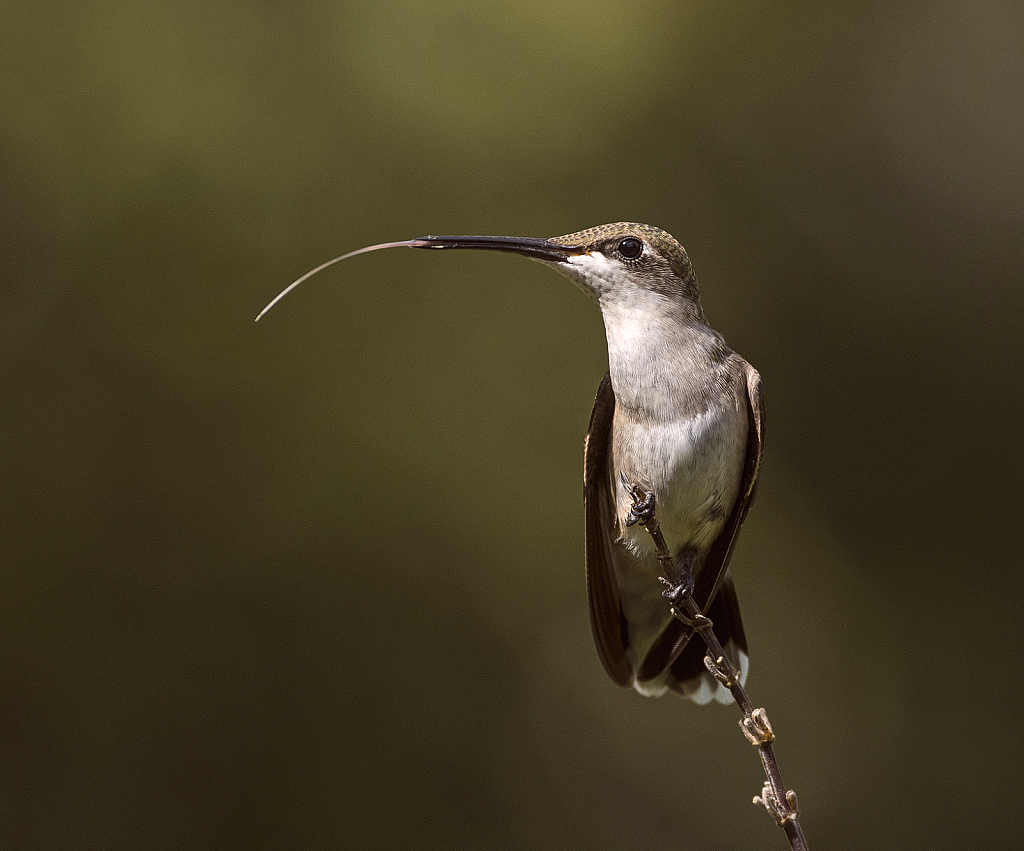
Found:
<box><xmin>635</xmin><ymin>497</ymin><xmax>809</xmax><ymax>851</ymax></box>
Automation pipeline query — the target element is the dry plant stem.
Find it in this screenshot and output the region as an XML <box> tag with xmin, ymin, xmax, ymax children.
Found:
<box><xmin>639</xmin><ymin>508</ymin><xmax>809</xmax><ymax>851</ymax></box>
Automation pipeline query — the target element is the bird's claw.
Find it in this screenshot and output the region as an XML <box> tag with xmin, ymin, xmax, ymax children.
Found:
<box><xmin>621</xmin><ymin>473</ymin><xmax>655</xmax><ymax>528</ymax></box>
<box><xmin>659</xmin><ymin>573</ymin><xmax>695</xmax><ymax>606</ymax></box>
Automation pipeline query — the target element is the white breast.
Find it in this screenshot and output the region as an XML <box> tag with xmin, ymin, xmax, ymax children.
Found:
<box><xmin>613</xmin><ymin>399</ymin><xmax>748</xmax><ymax>556</ymax></box>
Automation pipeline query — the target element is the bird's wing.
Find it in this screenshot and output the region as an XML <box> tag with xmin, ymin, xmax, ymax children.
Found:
<box><xmin>583</xmin><ymin>372</ymin><xmax>634</xmax><ymax>686</ymax></box>
<box><xmin>700</xmin><ymin>360</ymin><xmax>765</xmax><ymax>602</ymax></box>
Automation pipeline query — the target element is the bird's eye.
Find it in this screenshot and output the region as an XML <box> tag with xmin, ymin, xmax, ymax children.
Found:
<box><xmin>617</xmin><ymin>237</ymin><xmax>643</xmax><ymax>259</ymax></box>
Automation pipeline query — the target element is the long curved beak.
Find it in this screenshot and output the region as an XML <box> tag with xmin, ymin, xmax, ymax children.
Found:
<box><xmin>256</xmin><ymin>235</ymin><xmax>585</xmax><ymax>321</ymax></box>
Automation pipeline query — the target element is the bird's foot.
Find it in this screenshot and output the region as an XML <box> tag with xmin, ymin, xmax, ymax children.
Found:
<box><xmin>660</xmin><ymin>545</ymin><xmax>697</xmax><ymax>607</ymax></box>
<box><xmin>659</xmin><ymin>571</ymin><xmax>696</xmax><ymax>608</ymax></box>
<box><xmin>621</xmin><ymin>473</ymin><xmax>655</xmax><ymax>528</ymax></box>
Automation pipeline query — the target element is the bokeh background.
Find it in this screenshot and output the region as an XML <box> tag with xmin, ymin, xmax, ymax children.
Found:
<box><xmin>3</xmin><ymin>2</ymin><xmax>1022</xmax><ymax>849</ymax></box>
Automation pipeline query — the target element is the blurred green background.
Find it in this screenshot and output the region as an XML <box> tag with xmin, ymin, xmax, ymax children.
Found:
<box><xmin>2</xmin><ymin>1</ymin><xmax>1022</xmax><ymax>848</ymax></box>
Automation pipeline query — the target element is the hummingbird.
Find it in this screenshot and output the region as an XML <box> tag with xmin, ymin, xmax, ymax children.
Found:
<box><xmin>257</xmin><ymin>223</ymin><xmax>764</xmax><ymax>704</ymax></box>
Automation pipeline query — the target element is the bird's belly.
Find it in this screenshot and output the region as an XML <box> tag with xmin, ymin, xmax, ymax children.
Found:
<box><xmin>613</xmin><ymin>404</ymin><xmax>748</xmax><ymax>557</ymax></box>
<box><xmin>609</xmin><ymin>404</ymin><xmax>748</xmax><ymax>683</ymax></box>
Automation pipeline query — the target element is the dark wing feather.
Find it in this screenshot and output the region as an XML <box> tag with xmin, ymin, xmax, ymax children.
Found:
<box><xmin>697</xmin><ymin>362</ymin><xmax>765</xmax><ymax>608</ymax></box>
<box><xmin>583</xmin><ymin>372</ymin><xmax>633</xmax><ymax>686</ymax></box>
